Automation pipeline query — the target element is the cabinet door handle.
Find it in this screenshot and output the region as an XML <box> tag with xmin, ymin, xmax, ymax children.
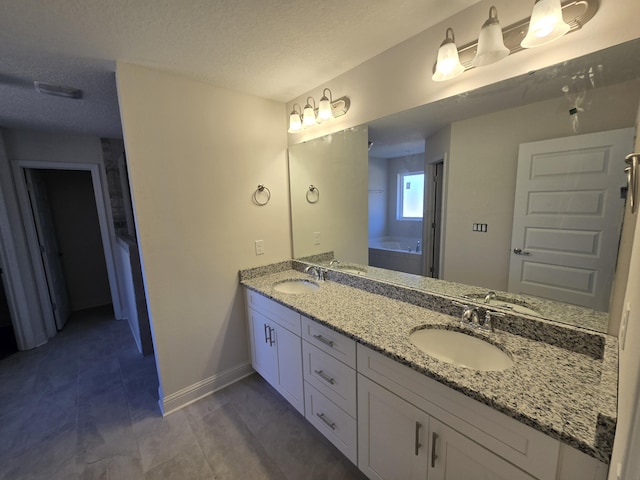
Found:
<box><xmin>316</xmin><ymin>412</ymin><xmax>336</xmax><ymax>430</ymax></box>
<box><xmin>268</xmin><ymin>326</ymin><xmax>275</xmax><ymax>346</ymax></box>
<box><xmin>314</xmin><ymin>369</ymin><xmax>336</xmax><ymax>385</ymax></box>
<box><xmin>414</xmin><ymin>422</ymin><xmax>422</xmax><ymax>456</ymax></box>
<box><xmin>431</xmin><ymin>432</ymin><xmax>439</xmax><ymax>468</ymax></box>
<box><xmin>312</xmin><ymin>334</ymin><xmax>335</xmax><ymax>348</ymax></box>
<box><xmin>263</xmin><ymin>324</ymin><xmax>269</xmax><ymax>343</ymax></box>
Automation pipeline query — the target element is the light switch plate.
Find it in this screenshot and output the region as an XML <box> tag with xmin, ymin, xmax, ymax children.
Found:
<box><xmin>255</xmin><ymin>240</ymin><xmax>264</xmax><ymax>255</ymax></box>
<box><xmin>313</xmin><ymin>232</ymin><xmax>321</xmax><ymax>245</ymax></box>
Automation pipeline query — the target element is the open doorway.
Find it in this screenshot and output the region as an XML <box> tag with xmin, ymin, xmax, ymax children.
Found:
<box><xmin>25</xmin><ymin>168</ymin><xmax>112</xmax><ymax>329</ymax></box>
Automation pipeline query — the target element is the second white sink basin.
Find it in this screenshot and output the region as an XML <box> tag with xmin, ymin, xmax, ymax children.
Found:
<box><xmin>273</xmin><ymin>279</ymin><xmax>320</xmax><ymax>294</ymax></box>
<box><xmin>409</xmin><ymin>328</ymin><xmax>513</xmax><ymax>371</ymax></box>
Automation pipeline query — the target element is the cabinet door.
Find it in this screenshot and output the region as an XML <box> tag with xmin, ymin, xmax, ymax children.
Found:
<box><xmin>358</xmin><ymin>374</ymin><xmax>429</xmax><ymax>480</ymax></box>
<box><xmin>272</xmin><ymin>322</ymin><xmax>304</xmax><ymax>414</ymax></box>
<box><xmin>248</xmin><ymin>309</ymin><xmax>278</xmax><ymax>385</ymax></box>
<box><xmin>429</xmin><ymin>419</ymin><xmax>535</xmax><ymax>480</ymax></box>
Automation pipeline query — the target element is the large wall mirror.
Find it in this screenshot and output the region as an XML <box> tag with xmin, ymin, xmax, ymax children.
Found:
<box><xmin>289</xmin><ymin>39</ymin><xmax>640</xmax><ymax>334</ymax></box>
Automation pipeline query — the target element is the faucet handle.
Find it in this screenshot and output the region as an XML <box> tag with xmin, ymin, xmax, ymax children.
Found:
<box><xmin>482</xmin><ymin>310</ymin><xmax>505</xmax><ymax>332</ymax></box>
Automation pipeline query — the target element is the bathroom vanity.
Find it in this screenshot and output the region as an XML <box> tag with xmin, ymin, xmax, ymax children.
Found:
<box><xmin>240</xmin><ymin>261</ymin><xmax>615</xmax><ymax>480</ymax></box>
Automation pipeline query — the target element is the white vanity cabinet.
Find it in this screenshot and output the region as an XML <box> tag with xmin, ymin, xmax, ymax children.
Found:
<box><xmin>357</xmin><ymin>345</ymin><xmax>560</xmax><ymax>480</ymax></box>
<box><xmin>301</xmin><ymin>316</ymin><xmax>358</xmax><ymax>463</ymax></box>
<box><xmin>358</xmin><ymin>375</ymin><xmax>536</xmax><ymax>480</ymax></box>
<box><xmin>245</xmin><ymin>289</ymin><xmax>304</xmax><ymax>414</ymax></box>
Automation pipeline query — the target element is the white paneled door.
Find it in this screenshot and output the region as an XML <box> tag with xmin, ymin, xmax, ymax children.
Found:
<box><xmin>509</xmin><ymin>128</ymin><xmax>634</xmax><ymax>311</ymax></box>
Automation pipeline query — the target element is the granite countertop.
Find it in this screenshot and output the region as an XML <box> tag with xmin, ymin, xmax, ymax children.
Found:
<box><xmin>240</xmin><ymin>267</ymin><xmax>618</xmax><ymax>464</ymax></box>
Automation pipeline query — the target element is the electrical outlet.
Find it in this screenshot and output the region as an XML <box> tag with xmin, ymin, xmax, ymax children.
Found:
<box><xmin>313</xmin><ymin>232</ymin><xmax>321</xmax><ymax>245</ymax></box>
<box><xmin>255</xmin><ymin>240</ymin><xmax>264</xmax><ymax>255</ymax></box>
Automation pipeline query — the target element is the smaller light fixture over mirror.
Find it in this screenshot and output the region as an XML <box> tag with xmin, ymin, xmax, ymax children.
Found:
<box><xmin>432</xmin><ymin>27</ymin><xmax>465</xmax><ymax>82</ymax></box>
<box><xmin>472</xmin><ymin>6</ymin><xmax>509</xmax><ymax>67</ymax></box>
<box><xmin>287</xmin><ymin>88</ymin><xmax>351</xmax><ymax>134</ymax></box>
<box><xmin>521</xmin><ymin>0</ymin><xmax>570</xmax><ymax>48</ymax></box>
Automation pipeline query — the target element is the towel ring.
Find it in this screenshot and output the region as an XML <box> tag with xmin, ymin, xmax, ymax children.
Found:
<box><xmin>306</xmin><ymin>185</ymin><xmax>320</xmax><ymax>204</ymax></box>
<box><xmin>252</xmin><ymin>184</ymin><xmax>271</xmax><ymax>206</ymax></box>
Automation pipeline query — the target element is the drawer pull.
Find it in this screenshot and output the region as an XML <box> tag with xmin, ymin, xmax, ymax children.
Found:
<box><xmin>314</xmin><ymin>369</ymin><xmax>336</xmax><ymax>385</ymax></box>
<box><xmin>431</xmin><ymin>432</ymin><xmax>439</xmax><ymax>468</ymax></box>
<box><xmin>415</xmin><ymin>422</ymin><xmax>422</xmax><ymax>456</ymax></box>
<box><xmin>316</xmin><ymin>412</ymin><xmax>336</xmax><ymax>430</ymax></box>
<box><xmin>312</xmin><ymin>334</ymin><xmax>335</xmax><ymax>348</ymax></box>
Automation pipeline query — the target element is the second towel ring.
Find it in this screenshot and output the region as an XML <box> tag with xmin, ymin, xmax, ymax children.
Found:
<box><xmin>306</xmin><ymin>185</ymin><xmax>320</xmax><ymax>203</ymax></box>
<box><xmin>252</xmin><ymin>184</ymin><xmax>271</xmax><ymax>206</ymax></box>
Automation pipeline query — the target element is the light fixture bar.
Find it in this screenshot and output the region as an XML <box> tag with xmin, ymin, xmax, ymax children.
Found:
<box><xmin>34</xmin><ymin>81</ymin><xmax>83</xmax><ymax>99</ymax></box>
<box><xmin>436</xmin><ymin>0</ymin><xmax>598</xmax><ymax>73</ymax></box>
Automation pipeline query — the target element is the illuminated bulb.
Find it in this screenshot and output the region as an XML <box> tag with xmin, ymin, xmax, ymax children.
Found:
<box><xmin>303</xmin><ymin>100</ymin><xmax>316</xmax><ymax>126</ymax></box>
<box><xmin>318</xmin><ymin>93</ymin><xmax>333</xmax><ymax>121</ymax></box>
<box><xmin>472</xmin><ymin>6</ymin><xmax>509</xmax><ymax>67</ymax></box>
<box><xmin>288</xmin><ymin>108</ymin><xmax>302</xmax><ymax>133</ymax></box>
<box><xmin>432</xmin><ymin>28</ymin><xmax>464</xmax><ymax>82</ymax></box>
<box><xmin>521</xmin><ymin>0</ymin><xmax>570</xmax><ymax>48</ymax></box>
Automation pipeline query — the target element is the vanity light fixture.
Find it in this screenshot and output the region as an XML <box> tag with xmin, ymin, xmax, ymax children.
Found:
<box><xmin>432</xmin><ymin>28</ymin><xmax>465</xmax><ymax>82</ymax></box>
<box><xmin>288</xmin><ymin>104</ymin><xmax>303</xmax><ymax>133</ymax></box>
<box><xmin>318</xmin><ymin>88</ymin><xmax>334</xmax><ymax>121</ymax></box>
<box><xmin>521</xmin><ymin>0</ymin><xmax>571</xmax><ymax>48</ymax></box>
<box><xmin>472</xmin><ymin>6</ymin><xmax>509</xmax><ymax>67</ymax></box>
<box><xmin>287</xmin><ymin>88</ymin><xmax>351</xmax><ymax>134</ymax></box>
<box><xmin>432</xmin><ymin>0</ymin><xmax>598</xmax><ymax>82</ymax></box>
<box><xmin>303</xmin><ymin>97</ymin><xmax>317</xmax><ymax>127</ymax></box>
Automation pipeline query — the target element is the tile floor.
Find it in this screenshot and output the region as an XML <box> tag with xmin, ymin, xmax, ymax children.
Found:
<box><xmin>0</xmin><ymin>306</ymin><xmax>366</xmax><ymax>479</ymax></box>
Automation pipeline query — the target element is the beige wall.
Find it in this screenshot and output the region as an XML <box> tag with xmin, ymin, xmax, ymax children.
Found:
<box><xmin>287</xmin><ymin>0</ymin><xmax>640</xmax><ymax>145</ymax></box>
<box><xmin>289</xmin><ymin>126</ymin><xmax>368</xmax><ymax>264</ymax></box>
<box><xmin>442</xmin><ymin>80</ymin><xmax>640</xmax><ymax>291</ymax></box>
<box><xmin>116</xmin><ymin>63</ymin><xmax>290</xmax><ymax>410</ymax></box>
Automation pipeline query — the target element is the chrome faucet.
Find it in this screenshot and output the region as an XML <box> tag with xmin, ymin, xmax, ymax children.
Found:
<box><xmin>329</xmin><ymin>259</ymin><xmax>341</xmax><ymax>266</ymax></box>
<box><xmin>482</xmin><ymin>310</ymin><xmax>505</xmax><ymax>332</ymax></box>
<box><xmin>416</xmin><ymin>240</ymin><xmax>421</xmax><ymax>253</ymax></box>
<box><xmin>484</xmin><ymin>291</ymin><xmax>497</xmax><ymax>304</ymax></box>
<box><xmin>304</xmin><ymin>265</ymin><xmax>323</xmax><ymax>281</ymax></box>
<box><xmin>461</xmin><ymin>305</ymin><xmax>480</xmax><ymax>326</ymax></box>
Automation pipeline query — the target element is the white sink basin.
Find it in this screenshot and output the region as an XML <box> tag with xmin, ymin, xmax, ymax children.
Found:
<box><xmin>409</xmin><ymin>328</ymin><xmax>513</xmax><ymax>371</ymax></box>
<box><xmin>273</xmin><ymin>279</ymin><xmax>320</xmax><ymax>294</ymax></box>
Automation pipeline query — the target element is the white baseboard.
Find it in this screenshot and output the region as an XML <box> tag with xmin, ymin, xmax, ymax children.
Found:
<box><xmin>159</xmin><ymin>362</ymin><xmax>254</xmax><ymax>416</ymax></box>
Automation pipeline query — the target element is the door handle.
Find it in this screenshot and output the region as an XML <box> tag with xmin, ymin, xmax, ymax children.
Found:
<box><xmin>513</xmin><ymin>248</ymin><xmax>531</xmax><ymax>255</ymax></box>
<box><xmin>414</xmin><ymin>422</ymin><xmax>422</xmax><ymax>456</ymax></box>
<box><xmin>625</xmin><ymin>153</ymin><xmax>640</xmax><ymax>214</ymax></box>
<box><xmin>268</xmin><ymin>326</ymin><xmax>275</xmax><ymax>346</ymax></box>
<box><xmin>431</xmin><ymin>432</ymin><xmax>439</xmax><ymax>468</ymax></box>
<box><xmin>263</xmin><ymin>324</ymin><xmax>269</xmax><ymax>343</ymax></box>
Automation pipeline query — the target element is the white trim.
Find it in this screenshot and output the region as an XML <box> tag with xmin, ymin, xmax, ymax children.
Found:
<box><xmin>13</xmin><ymin>161</ymin><xmax>124</xmax><ymax>331</ymax></box>
<box><xmin>159</xmin><ymin>363</ymin><xmax>255</xmax><ymax>416</ymax></box>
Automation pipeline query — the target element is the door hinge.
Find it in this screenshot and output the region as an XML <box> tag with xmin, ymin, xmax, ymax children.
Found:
<box><xmin>431</xmin><ymin>222</ymin><xmax>436</xmax><ymax>229</ymax></box>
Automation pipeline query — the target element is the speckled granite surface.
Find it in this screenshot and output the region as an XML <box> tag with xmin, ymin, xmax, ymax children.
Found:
<box><xmin>240</xmin><ymin>267</ymin><xmax>618</xmax><ymax>464</ymax></box>
<box><xmin>306</xmin><ymin>259</ymin><xmax>610</xmax><ymax>333</ymax></box>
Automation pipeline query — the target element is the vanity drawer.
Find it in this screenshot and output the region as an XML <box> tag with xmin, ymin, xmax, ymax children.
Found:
<box><xmin>301</xmin><ymin>316</ymin><xmax>356</xmax><ymax>368</ymax></box>
<box><xmin>246</xmin><ymin>288</ymin><xmax>301</xmax><ymax>335</ymax></box>
<box><xmin>303</xmin><ymin>341</ymin><xmax>357</xmax><ymax>418</ymax></box>
<box><xmin>357</xmin><ymin>344</ymin><xmax>560</xmax><ymax>480</ymax></box>
<box><xmin>304</xmin><ymin>382</ymin><xmax>358</xmax><ymax>464</ymax></box>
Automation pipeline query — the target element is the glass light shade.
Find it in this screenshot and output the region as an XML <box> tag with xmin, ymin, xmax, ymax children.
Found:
<box><xmin>318</xmin><ymin>96</ymin><xmax>333</xmax><ymax>121</ymax></box>
<box><xmin>521</xmin><ymin>0</ymin><xmax>570</xmax><ymax>48</ymax></box>
<box><xmin>432</xmin><ymin>28</ymin><xmax>464</xmax><ymax>82</ymax></box>
<box><xmin>303</xmin><ymin>104</ymin><xmax>316</xmax><ymax>126</ymax></box>
<box><xmin>288</xmin><ymin>111</ymin><xmax>302</xmax><ymax>133</ymax></box>
<box><xmin>472</xmin><ymin>8</ymin><xmax>509</xmax><ymax>67</ymax></box>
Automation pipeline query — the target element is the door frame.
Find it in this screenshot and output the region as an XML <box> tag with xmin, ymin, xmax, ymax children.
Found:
<box><xmin>12</xmin><ymin>161</ymin><xmax>123</xmax><ymax>334</ymax></box>
<box><xmin>423</xmin><ymin>153</ymin><xmax>448</xmax><ymax>279</ymax></box>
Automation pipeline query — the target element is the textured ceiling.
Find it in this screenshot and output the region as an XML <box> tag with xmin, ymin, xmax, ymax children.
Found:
<box><xmin>0</xmin><ymin>0</ymin><xmax>479</xmax><ymax>138</ymax></box>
